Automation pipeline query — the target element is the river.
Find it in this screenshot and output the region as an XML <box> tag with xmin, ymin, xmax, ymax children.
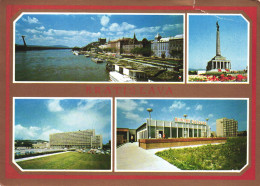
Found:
<box><xmin>15</xmin><ymin>49</ymin><xmax>109</xmax><ymax>81</ymax></box>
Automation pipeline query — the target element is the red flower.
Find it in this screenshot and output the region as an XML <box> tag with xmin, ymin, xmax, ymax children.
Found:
<box><xmin>218</xmin><ymin>69</ymin><xmax>222</xmax><ymax>72</ymax></box>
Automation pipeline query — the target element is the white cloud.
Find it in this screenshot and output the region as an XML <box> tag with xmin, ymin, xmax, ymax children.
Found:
<box><xmin>162</xmin><ymin>23</ymin><xmax>182</xmax><ymax>31</ymax></box>
<box><xmin>169</xmin><ymin>101</ymin><xmax>186</xmax><ymax>111</ymax></box>
<box><xmin>195</xmin><ymin>104</ymin><xmax>203</xmax><ymax>111</ymax></box>
<box><xmin>122</xmin><ymin>111</ymin><xmax>143</xmax><ymax>123</ymax></box>
<box><xmin>208</xmin><ymin>114</ymin><xmax>214</xmax><ymax>118</ymax></box>
<box><xmin>24</xmin><ymin>29</ymin><xmax>41</xmax><ymax>34</ymax></box>
<box><xmin>140</xmin><ymin>100</ymin><xmax>148</xmax><ymax>104</ymax></box>
<box><xmin>138</xmin><ymin>107</ymin><xmax>144</xmax><ymax>112</ymax></box>
<box><xmin>117</xmin><ymin>99</ymin><xmax>138</xmax><ymax>111</ymax></box>
<box><xmin>47</xmin><ymin>99</ymin><xmax>64</xmax><ymax>112</ymax></box>
<box><xmin>15</xmin><ymin>124</ymin><xmax>62</xmax><ymax>141</ymax></box>
<box><xmin>186</xmin><ymin>107</ymin><xmax>191</xmax><ymax>110</ymax></box>
<box><xmin>103</xmin><ymin>22</ymin><xmax>135</xmax><ymax>32</ymax></box>
<box><xmin>15</xmin><ymin>124</ymin><xmax>40</xmax><ymax>140</ymax></box>
<box><xmin>22</xmin><ymin>16</ymin><xmax>39</xmax><ymax>24</ymax></box>
<box><xmin>43</xmin><ymin>29</ymin><xmax>101</xmax><ymax>38</ymax></box>
<box><xmin>36</xmin><ymin>26</ymin><xmax>45</xmax><ymax>30</ymax></box>
<box><xmin>134</xmin><ymin>26</ymin><xmax>161</xmax><ymax>34</ymax></box>
<box><xmin>100</xmin><ymin>15</ymin><xmax>110</xmax><ymax>26</ymax></box>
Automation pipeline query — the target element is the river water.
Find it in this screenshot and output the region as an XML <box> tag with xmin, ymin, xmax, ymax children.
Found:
<box><xmin>15</xmin><ymin>49</ymin><xmax>109</xmax><ymax>81</ymax></box>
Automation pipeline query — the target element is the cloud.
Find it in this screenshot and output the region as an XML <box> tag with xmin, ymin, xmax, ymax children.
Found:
<box><xmin>169</xmin><ymin>101</ymin><xmax>186</xmax><ymax>111</ymax></box>
<box><xmin>100</xmin><ymin>15</ymin><xmax>110</xmax><ymax>26</ymax></box>
<box><xmin>91</xmin><ymin>17</ymin><xmax>95</xmax><ymax>21</ymax></box>
<box><xmin>36</xmin><ymin>26</ymin><xmax>45</xmax><ymax>30</ymax></box>
<box><xmin>195</xmin><ymin>104</ymin><xmax>203</xmax><ymax>111</ymax></box>
<box><xmin>162</xmin><ymin>23</ymin><xmax>183</xmax><ymax>31</ymax></box>
<box><xmin>140</xmin><ymin>100</ymin><xmax>148</xmax><ymax>104</ymax></box>
<box><xmin>24</xmin><ymin>29</ymin><xmax>42</xmax><ymax>34</ymax></box>
<box><xmin>43</xmin><ymin>29</ymin><xmax>101</xmax><ymax>37</ymax></box>
<box><xmin>22</xmin><ymin>16</ymin><xmax>39</xmax><ymax>24</ymax></box>
<box><xmin>15</xmin><ymin>124</ymin><xmax>41</xmax><ymax>140</ymax></box>
<box><xmin>15</xmin><ymin>124</ymin><xmax>62</xmax><ymax>141</ymax></box>
<box><xmin>122</xmin><ymin>111</ymin><xmax>143</xmax><ymax>123</ymax></box>
<box><xmin>102</xmin><ymin>22</ymin><xmax>136</xmax><ymax>32</ymax></box>
<box><xmin>186</xmin><ymin>107</ymin><xmax>191</xmax><ymax>110</ymax></box>
<box><xmin>47</xmin><ymin>99</ymin><xmax>64</xmax><ymax>112</ymax></box>
<box><xmin>117</xmin><ymin>99</ymin><xmax>138</xmax><ymax>111</ymax></box>
<box><xmin>208</xmin><ymin>114</ymin><xmax>214</xmax><ymax>118</ymax></box>
<box><xmin>138</xmin><ymin>107</ymin><xmax>144</xmax><ymax>112</ymax></box>
<box><xmin>134</xmin><ymin>26</ymin><xmax>161</xmax><ymax>34</ymax></box>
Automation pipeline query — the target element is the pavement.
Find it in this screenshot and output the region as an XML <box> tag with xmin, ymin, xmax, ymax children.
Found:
<box><xmin>116</xmin><ymin>142</ymin><xmax>180</xmax><ymax>171</ymax></box>
<box><xmin>15</xmin><ymin>151</ymin><xmax>70</xmax><ymax>162</ymax></box>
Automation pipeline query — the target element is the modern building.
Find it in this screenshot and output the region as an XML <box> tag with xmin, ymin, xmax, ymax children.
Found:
<box><xmin>216</xmin><ymin>118</ymin><xmax>238</xmax><ymax>137</ymax></box>
<box><xmin>206</xmin><ymin>21</ymin><xmax>231</xmax><ymax>71</ymax></box>
<box><xmin>136</xmin><ymin>117</ymin><xmax>211</xmax><ymax>140</ymax></box>
<box><xmin>117</xmin><ymin>128</ymin><xmax>137</xmax><ymax>145</ymax></box>
<box><xmin>151</xmin><ymin>33</ymin><xmax>183</xmax><ymax>58</ymax></box>
<box><xmin>32</xmin><ymin>142</ymin><xmax>50</xmax><ymax>149</ymax></box>
<box><xmin>49</xmin><ymin>129</ymin><xmax>102</xmax><ymax>149</ymax></box>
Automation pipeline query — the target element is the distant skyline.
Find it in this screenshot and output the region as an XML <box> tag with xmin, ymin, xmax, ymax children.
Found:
<box><xmin>188</xmin><ymin>15</ymin><xmax>249</xmax><ymax>71</ymax></box>
<box><xmin>14</xmin><ymin>98</ymin><xmax>111</xmax><ymax>144</ymax></box>
<box><xmin>15</xmin><ymin>13</ymin><xmax>183</xmax><ymax>47</ymax></box>
<box><xmin>116</xmin><ymin>99</ymin><xmax>248</xmax><ymax>132</ymax></box>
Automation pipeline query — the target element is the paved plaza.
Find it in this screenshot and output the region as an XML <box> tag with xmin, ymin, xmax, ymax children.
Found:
<box><xmin>116</xmin><ymin>142</ymin><xmax>180</xmax><ymax>171</ymax></box>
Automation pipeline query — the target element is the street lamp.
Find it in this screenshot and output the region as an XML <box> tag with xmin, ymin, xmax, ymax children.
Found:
<box><xmin>147</xmin><ymin>108</ymin><xmax>153</xmax><ymax>139</ymax></box>
<box><xmin>183</xmin><ymin>114</ymin><xmax>187</xmax><ymax>138</ymax></box>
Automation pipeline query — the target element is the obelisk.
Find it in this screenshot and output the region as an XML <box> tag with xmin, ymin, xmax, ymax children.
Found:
<box><xmin>216</xmin><ymin>21</ymin><xmax>221</xmax><ymax>56</ymax></box>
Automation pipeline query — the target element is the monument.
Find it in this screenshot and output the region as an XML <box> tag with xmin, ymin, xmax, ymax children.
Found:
<box><xmin>206</xmin><ymin>21</ymin><xmax>231</xmax><ymax>72</ymax></box>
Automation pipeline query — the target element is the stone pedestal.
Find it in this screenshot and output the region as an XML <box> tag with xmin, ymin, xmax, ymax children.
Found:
<box><xmin>206</xmin><ymin>55</ymin><xmax>231</xmax><ymax>71</ymax></box>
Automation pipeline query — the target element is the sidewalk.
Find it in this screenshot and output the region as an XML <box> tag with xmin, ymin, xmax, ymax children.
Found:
<box><xmin>15</xmin><ymin>151</ymin><xmax>70</xmax><ymax>162</ymax></box>
<box><xmin>116</xmin><ymin>142</ymin><xmax>180</xmax><ymax>171</ymax></box>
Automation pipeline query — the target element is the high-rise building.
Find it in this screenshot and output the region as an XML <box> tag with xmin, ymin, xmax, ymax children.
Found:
<box><xmin>216</xmin><ymin>118</ymin><xmax>238</xmax><ymax>137</ymax></box>
<box><xmin>49</xmin><ymin>129</ymin><xmax>102</xmax><ymax>149</ymax></box>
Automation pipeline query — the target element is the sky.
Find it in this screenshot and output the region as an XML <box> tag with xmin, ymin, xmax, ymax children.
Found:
<box><xmin>116</xmin><ymin>99</ymin><xmax>248</xmax><ymax>132</ymax></box>
<box><xmin>188</xmin><ymin>15</ymin><xmax>249</xmax><ymax>71</ymax></box>
<box><xmin>15</xmin><ymin>14</ymin><xmax>183</xmax><ymax>47</ymax></box>
<box><xmin>14</xmin><ymin>98</ymin><xmax>111</xmax><ymax>144</ymax></box>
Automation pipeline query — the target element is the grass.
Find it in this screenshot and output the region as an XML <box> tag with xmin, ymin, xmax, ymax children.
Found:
<box><xmin>155</xmin><ymin>137</ymin><xmax>247</xmax><ymax>170</ymax></box>
<box><xmin>17</xmin><ymin>152</ymin><xmax>111</xmax><ymax>170</ymax></box>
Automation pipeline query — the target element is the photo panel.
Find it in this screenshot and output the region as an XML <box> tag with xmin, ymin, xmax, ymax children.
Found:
<box><xmin>13</xmin><ymin>97</ymin><xmax>112</xmax><ymax>172</ymax></box>
<box><xmin>115</xmin><ymin>98</ymin><xmax>249</xmax><ymax>172</ymax></box>
<box><xmin>14</xmin><ymin>13</ymin><xmax>184</xmax><ymax>83</ymax></box>
<box><xmin>187</xmin><ymin>14</ymin><xmax>249</xmax><ymax>83</ymax></box>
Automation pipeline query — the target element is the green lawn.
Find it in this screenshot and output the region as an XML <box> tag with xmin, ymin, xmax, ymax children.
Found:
<box><xmin>155</xmin><ymin>137</ymin><xmax>247</xmax><ymax>170</ymax></box>
<box><xmin>17</xmin><ymin>152</ymin><xmax>111</xmax><ymax>170</ymax></box>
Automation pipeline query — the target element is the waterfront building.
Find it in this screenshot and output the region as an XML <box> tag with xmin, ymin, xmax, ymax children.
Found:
<box><xmin>109</xmin><ymin>64</ymin><xmax>146</xmax><ymax>82</ymax></box>
<box><xmin>49</xmin><ymin>129</ymin><xmax>102</xmax><ymax>149</ymax></box>
<box><xmin>107</xmin><ymin>33</ymin><xmax>143</xmax><ymax>54</ymax></box>
<box><xmin>151</xmin><ymin>33</ymin><xmax>183</xmax><ymax>58</ymax></box>
<box><xmin>206</xmin><ymin>21</ymin><xmax>231</xmax><ymax>71</ymax></box>
<box><xmin>136</xmin><ymin>118</ymin><xmax>211</xmax><ymax>140</ymax></box>
<box><xmin>216</xmin><ymin>118</ymin><xmax>238</xmax><ymax>137</ymax></box>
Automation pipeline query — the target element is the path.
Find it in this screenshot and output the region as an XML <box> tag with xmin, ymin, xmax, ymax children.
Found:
<box><xmin>116</xmin><ymin>142</ymin><xmax>180</xmax><ymax>171</ymax></box>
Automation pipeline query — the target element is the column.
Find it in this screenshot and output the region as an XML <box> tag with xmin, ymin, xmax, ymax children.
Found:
<box><xmin>163</xmin><ymin>121</ymin><xmax>165</xmax><ymax>136</ymax></box>
<box><xmin>177</xmin><ymin>123</ymin><xmax>178</xmax><ymax>138</ymax></box>
<box><xmin>155</xmin><ymin>120</ymin><xmax>157</xmax><ymax>138</ymax></box>
<box><xmin>182</xmin><ymin>124</ymin><xmax>184</xmax><ymax>138</ymax></box>
<box><xmin>197</xmin><ymin>125</ymin><xmax>199</xmax><ymax>137</ymax></box>
<box><xmin>127</xmin><ymin>131</ymin><xmax>129</xmax><ymax>142</ymax></box>
<box><xmin>193</xmin><ymin>125</ymin><xmax>194</xmax><ymax>137</ymax></box>
<box><xmin>170</xmin><ymin>121</ymin><xmax>172</xmax><ymax>138</ymax></box>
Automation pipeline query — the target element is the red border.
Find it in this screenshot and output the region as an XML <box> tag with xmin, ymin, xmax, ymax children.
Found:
<box><xmin>5</xmin><ymin>5</ymin><xmax>257</xmax><ymax>180</ymax></box>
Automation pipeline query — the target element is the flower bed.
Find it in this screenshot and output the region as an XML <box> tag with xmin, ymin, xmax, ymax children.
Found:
<box><xmin>139</xmin><ymin>137</ymin><xmax>227</xmax><ymax>150</ymax></box>
<box><xmin>189</xmin><ymin>74</ymin><xmax>247</xmax><ymax>82</ymax></box>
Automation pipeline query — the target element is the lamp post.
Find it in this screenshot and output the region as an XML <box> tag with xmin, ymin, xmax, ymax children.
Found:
<box><xmin>147</xmin><ymin>108</ymin><xmax>153</xmax><ymax>139</ymax></box>
<box><xmin>183</xmin><ymin>114</ymin><xmax>187</xmax><ymax>138</ymax></box>
<box><xmin>206</xmin><ymin>118</ymin><xmax>209</xmax><ymax>137</ymax></box>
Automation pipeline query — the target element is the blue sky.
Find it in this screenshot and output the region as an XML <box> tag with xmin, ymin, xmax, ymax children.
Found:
<box><xmin>15</xmin><ymin>99</ymin><xmax>111</xmax><ymax>144</ymax></box>
<box><xmin>188</xmin><ymin>15</ymin><xmax>249</xmax><ymax>71</ymax></box>
<box><xmin>15</xmin><ymin>14</ymin><xmax>183</xmax><ymax>47</ymax></box>
<box><xmin>117</xmin><ymin>99</ymin><xmax>248</xmax><ymax>132</ymax></box>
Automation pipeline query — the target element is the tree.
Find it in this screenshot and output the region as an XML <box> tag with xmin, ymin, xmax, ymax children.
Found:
<box><xmin>161</xmin><ymin>52</ymin><xmax>166</xmax><ymax>59</ymax></box>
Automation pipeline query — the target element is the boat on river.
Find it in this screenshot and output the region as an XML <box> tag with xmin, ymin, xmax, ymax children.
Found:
<box><xmin>91</xmin><ymin>58</ymin><xmax>103</xmax><ymax>63</ymax></box>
